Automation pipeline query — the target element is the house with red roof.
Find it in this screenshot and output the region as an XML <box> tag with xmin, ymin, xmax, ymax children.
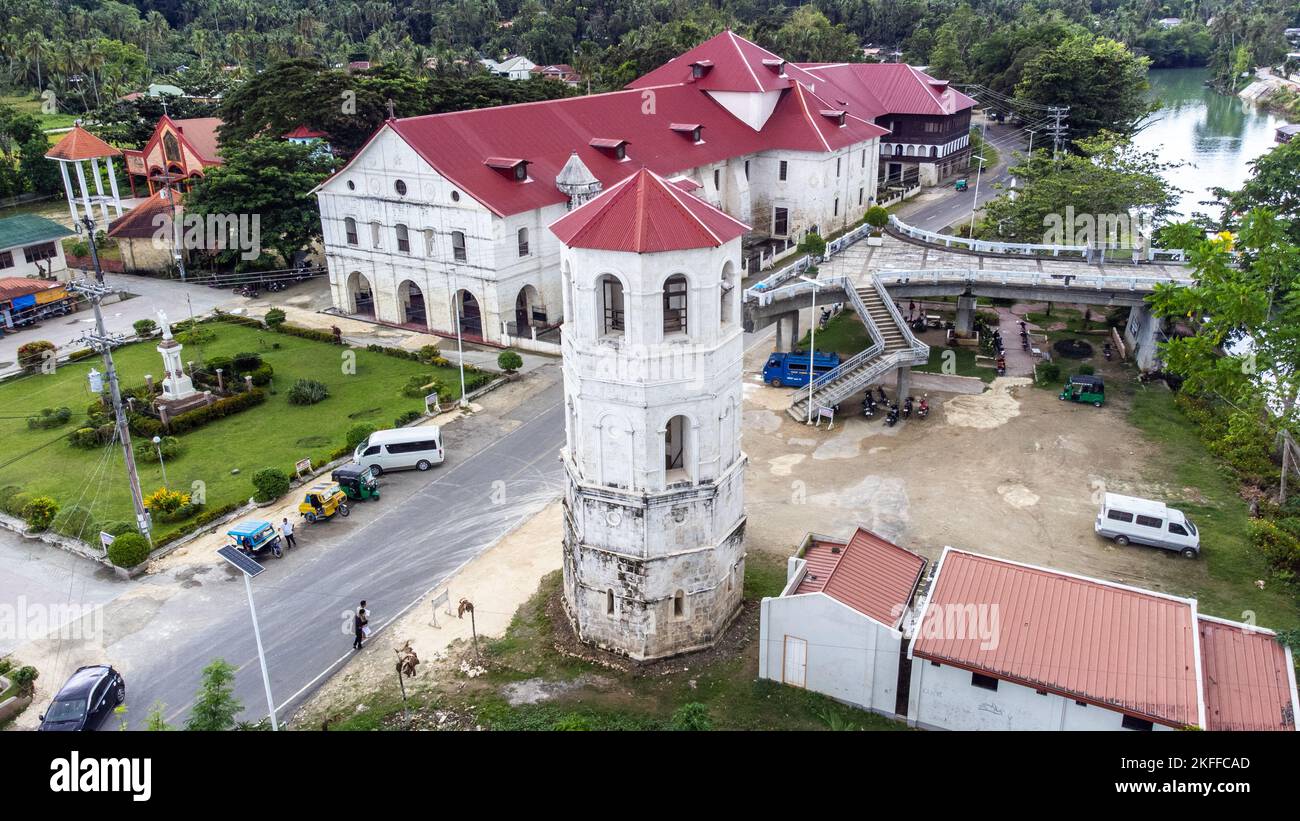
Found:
<box><xmin>313</xmin><ymin>30</ymin><xmax>972</xmax><ymax>345</ymax></box>
<box><xmin>759</xmin><ymin>527</ymin><xmax>927</xmax><ymax>717</ymax></box>
<box><xmin>906</xmin><ymin>548</ymin><xmax>1298</xmax><ymax>731</ymax></box>
<box><xmin>121</xmin><ymin>115</ymin><xmax>224</xmax><ymax>198</ymax></box>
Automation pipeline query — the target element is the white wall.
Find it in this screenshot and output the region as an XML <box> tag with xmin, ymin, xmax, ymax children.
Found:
<box><xmin>907</xmin><ymin>660</ymin><xmax>1177</xmax><ymax>731</ymax></box>
<box><xmin>759</xmin><ymin>592</ymin><xmax>903</xmax><ymax>717</ymax></box>
<box><xmin>1</xmin><ymin>242</ymin><xmax>68</xmax><ymax>280</ymax></box>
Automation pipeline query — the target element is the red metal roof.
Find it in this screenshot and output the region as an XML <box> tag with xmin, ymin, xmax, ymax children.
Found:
<box><xmin>631</xmin><ymin>30</ymin><xmax>792</xmax><ymax>93</ymax></box>
<box><xmin>283</xmin><ymin>125</ymin><xmax>328</xmax><ymax>139</ymax></box>
<box><xmin>45</xmin><ymin>126</ymin><xmax>121</xmax><ymax>161</ymax></box>
<box><xmin>1199</xmin><ymin>617</ymin><xmax>1298</xmax><ymax>731</ymax></box>
<box><xmin>912</xmin><ymin>550</ymin><xmax>1203</xmax><ymax>728</ymax></box>
<box><xmin>549</xmin><ymin>168</ymin><xmax>748</xmax><ymax>253</ymax></box>
<box><xmin>793</xmin><ymin>528</ymin><xmax>926</xmax><ymax>628</ymax></box>
<box><xmin>171</xmin><ymin>117</ymin><xmax>224</xmax><ymax>163</ymax></box>
<box><xmin>0</xmin><ymin>277</ymin><xmax>60</xmax><ymax>302</ymax></box>
<box><xmin>107</xmin><ymin>189</ymin><xmax>182</xmax><ymax>240</ymax></box>
<box><xmin>795</xmin><ymin>62</ymin><xmax>977</xmax><ymax>117</ymax></box>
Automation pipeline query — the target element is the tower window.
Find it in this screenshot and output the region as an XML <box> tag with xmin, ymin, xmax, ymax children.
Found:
<box><xmin>607</xmin><ymin>589</ymin><xmax>615</xmax><ymax>615</ymax></box>
<box><xmin>836</xmin><ymin>157</ymin><xmax>842</xmax><ymax>177</ymax></box>
<box><xmin>517</xmin><ymin>227</ymin><xmax>529</xmax><ymax>257</ymax></box>
<box><xmin>395</xmin><ymin>223</ymin><xmax>410</xmax><ymax>253</ymax></box>
<box><xmin>713</xmin><ymin>169</ymin><xmax>720</xmax><ymax>189</ymax></box>
<box><xmin>662</xmin><ymin>274</ymin><xmax>688</xmax><ymax>335</ymax></box>
<box><xmin>597</xmin><ymin>274</ymin><xmax>625</xmax><ymax>336</ymax></box>
<box><xmin>370</xmin><ymin>221</ymin><xmax>381</xmax><ymax>248</ymax></box>
<box><xmin>1122</xmin><ymin>715</ymin><xmax>1154</xmax><ymax>732</ymax></box>
<box><xmin>394</xmin><ymin>179</ymin><xmax>407</xmax><ymax>196</ymax></box>
<box><xmin>452</xmin><ymin>231</ymin><xmax>466</xmax><ymax>261</ymax></box>
<box><xmin>773</xmin><ymin>207</ymin><xmax>789</xmax><ymax>237</ymax></box>
<box><xmin>665</xmin><ymin>415</ymin><xmax>687</xmax><ymax>473</ymax></box>
<box><xmin>344</xmin><ymin>217</ymin><xmax>358</xmax><ymax>245</ymax></box>
<box><xmin>971</xmin><ymin>673</ymin><xmax>999</xmax><ymax>691</ymax></box>
<box><xmin>779</xmin><ymin>160</ymin><xmax>788</xmax><ymax>181</ymax></box>
<box><xmin>673</xmin><ymin>590</ymin><xmax>685</xmax><ymax>617</ymax></box>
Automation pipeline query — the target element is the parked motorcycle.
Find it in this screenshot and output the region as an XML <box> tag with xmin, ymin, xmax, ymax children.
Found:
<box><xmin>876</xmin><ymin>386</ymin><xmax>887</xmax><ymax>404</ymax></box>
<box><xmin>819</xmin><ymin>307</ymin><xmax>831</xmax><ymax>329</ymax></box>
<box><xmin>903</xmin><ymin>396</ymin><xmax>913</xmax><ymax>418</ymax></box>
<box><xmin>884</xmin><ymin>403</ymin><xmax>900</xmax><ymax>427</ymax></box>
<box><xmin>861</xmin><ymin>395</ymin><xmax>877</xmax><ymax>418</ymax></box>
<box><xmin>1104</xmin><ymin>343</ymin><xmax>1113</xmax><ymax>361</ymax></box>
<box><xmin>917</xmin><ymin>396</ymin><xmax>930</xmax><ymax>420</ymax></box>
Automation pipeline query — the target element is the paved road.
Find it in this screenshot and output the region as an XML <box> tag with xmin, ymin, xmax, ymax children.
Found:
<box><xmin>57</xmin><ymin>370</ymin><xmax>568</xmax><ymax>728</ymax></box>
<box><xmin>898</xmin><ymin>123</ymin><xmax>1024</xmax><ymax>233</ymax></box>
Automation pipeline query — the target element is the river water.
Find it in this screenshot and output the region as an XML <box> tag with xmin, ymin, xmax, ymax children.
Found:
<box><xmin>1133</xmin><ymin>67</ymin><xmax>1285</xmax><ymax>220</ymax></box>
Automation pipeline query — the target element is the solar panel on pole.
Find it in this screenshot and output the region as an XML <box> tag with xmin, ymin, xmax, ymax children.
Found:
<box><xmin>218</xmin><ymin>545</ymin><xmax>265</xmax><ymax>577</ymax></box>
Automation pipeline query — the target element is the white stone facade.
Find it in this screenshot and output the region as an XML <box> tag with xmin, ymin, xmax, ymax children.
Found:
<box><xmin>558</xmin><ymin>238</ymin><xmax>747</xmax><ymax>660</ymax></box>
<box><xmin>316</xmin><ymin>128</ymin><xmax>880</xmax><ymax>345</ymax></box>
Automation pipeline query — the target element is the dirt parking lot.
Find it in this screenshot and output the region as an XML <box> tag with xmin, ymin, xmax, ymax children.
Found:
<box><xmin>740</xmin><ymin>343</ymin><xmax>1218</xmax><ymax>600</ymax></box>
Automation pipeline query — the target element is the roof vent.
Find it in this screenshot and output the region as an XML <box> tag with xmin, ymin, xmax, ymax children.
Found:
<box><xmin>589</xmin><ymin>138</ymin><xmax>628</xmax><ymax>160</ymax></box>
<box><xmin>690</xmin><ymin>60</ymin><xmax>713</xmax><ymax>79</ymax></box>
<box><xmin>830</xmin><ymin>546</ymin><xmax>841</xmax><ymax>554</ymax></box>
<box><xmin>484</xmin><ymin>157</ymin><xmax>529</xmax><ymax>181</ymax></box>
<box><xmin>762</xmin><ymin>58</ymin><xmax>786</xmax><ymax>76</ymax></box>
<box><xmin>819</xmin><ymin>109</ymin><xmax>848</xmax><ymax>127</ymax></box>
<box><xmin>670</xmin><ymin>123</ymin><xmax>704</xmax><ymax>143</ymax></box>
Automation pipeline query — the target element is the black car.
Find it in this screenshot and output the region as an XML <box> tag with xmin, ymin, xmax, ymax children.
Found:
<box><xmin>38</xmin><ymin>665</ymin><xmax>125</xmax><ymax>731</ymax></box>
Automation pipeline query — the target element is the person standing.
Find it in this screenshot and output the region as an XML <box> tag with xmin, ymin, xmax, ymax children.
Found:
<box><xmin>280</xmin><ymin>517</ymin><xmax>296</xmax><ymax>550</ymax></box>
<box><xmin>352</xmin><ymin>600</ymin><xmax>369</xmax><ymax>651</ymax></box>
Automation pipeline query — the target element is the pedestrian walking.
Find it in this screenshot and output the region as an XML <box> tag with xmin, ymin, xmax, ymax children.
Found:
<box><xmin>280</xmin><ymin>517</ymin><xmax>296</xmax><ymax>549</ymax></box>
<box><xmin>908</xmin><ymin>300</ymin><xmax>916</xmax><ymax>320</ymax></box>
<box><xmin>353</xmin><ymin>600</ymin><xmax>369</xmax><ymax>651</ymax></box>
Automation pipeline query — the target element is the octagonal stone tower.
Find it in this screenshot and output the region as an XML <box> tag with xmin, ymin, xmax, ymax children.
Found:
<box><xmin>549</xmin><ymin>168</ymin><xmax>749</xmax><ymax>660</ymax></box>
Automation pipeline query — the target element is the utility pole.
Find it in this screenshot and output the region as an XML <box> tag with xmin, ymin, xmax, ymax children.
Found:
<box><xmin>1047</xmin><ymin>106</ymin><xmax>1069</xmax><ymax>163</ymax></box>
<box><xmin>160</xmin><ymin>170</ymin><xmax>186</xmax><ymax>282</ymax></box>
<box><xmin>69</xmin><ymin>216</ymin><xmax>151</xmax><ymax>543</ymax></box>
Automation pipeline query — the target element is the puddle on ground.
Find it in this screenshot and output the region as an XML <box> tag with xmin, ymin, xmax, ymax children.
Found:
<box><xmin>807</xmin><ymin>475</ymin><xmax>910</xmax><ymax>541</ymax></box>
<box><xmin>743</xmin><ymin>408</ymin><xmax>782</xmax><ymax>435</ymax></box>
<box><xmin>811</xmin><ymin>417</ymin><xmax>899</xmax><ymax>459</ymax></box>
<box><xmin>502</xmin><ymin>674</ymin><xmax>613</xmax><ymax>706</ymax></box>
<box><xmin>942</xmin><ymin>377</ymin><xmax>1030</xmax><ymax>429</ymax></box>
<box><xmin>768</xmin><ymin>454</ymin><xmax>806</xmax><ymax>476</ymax></box>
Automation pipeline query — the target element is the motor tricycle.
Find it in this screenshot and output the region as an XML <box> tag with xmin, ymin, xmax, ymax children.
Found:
<box><xmin>331</xmin><ymin>464</ymin><xmax>380</xmax><ymax>502</ymax></box>
<box><xmin>227</xmin><ymin>520</ymin><xmax>283</xmax><ymax>559</ymax></box>
<box><xmin>299</xmin><ymin>483</ymin><xmax>351</xmax><ymax>523</ymax></box>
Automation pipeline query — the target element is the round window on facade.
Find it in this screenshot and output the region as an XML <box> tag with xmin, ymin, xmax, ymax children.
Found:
<box><xmin>395</xmin><ymin>179</ymin><xmax>407</xmax><ymax>196</ymax></box>
<box><xmin>346</xmin><ymin>180</ymin><xmax>355</xmax><ymax>190</ymax></box>
<box><xmin>451</xmin><ymin>190</ymin><xmax>461</xmax><ymax>202</ymax></box>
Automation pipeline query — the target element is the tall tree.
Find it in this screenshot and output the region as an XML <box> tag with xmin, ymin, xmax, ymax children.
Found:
<box><xmin>184</xmin><ymin>659</ymin><xmax>243</xmax><ymax>731</ymax></box>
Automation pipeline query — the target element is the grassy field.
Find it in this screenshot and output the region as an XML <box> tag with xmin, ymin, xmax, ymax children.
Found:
<box><xmin>796</xmin><ymin>310</ymin><xmax>873</xmax><ymax>356</ymax></box>
<box><xmin>0</xmin><ymin>94</ymin><xmax>79</xmax><ymax>132</ymax></box>
<box><xmin>912</xmin><ymin>343</ymin><xmax>995</xmax><ymax>382</ymax></box>
<box><xmin>331</xmin><ymin>557</ymin><xmax>906</xmax><ymax>732</ymax></box>
<box><xmin>0</xmin><ymin>322</ymin><xmax>463</xmax><ymax>539</ymax></box>
<box><xmin>1129</xmin><ymin>387</ymin><xmax>1298</xmax><ymax>632</ymax></box>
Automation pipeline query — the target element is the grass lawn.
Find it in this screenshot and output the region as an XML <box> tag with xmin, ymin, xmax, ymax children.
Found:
<box><xmin>913</xmin><ymin>344</ymin><xmax>995</xmax><ymax>382</ymax></box>
<box><xmin>796</xmin><ymin>310</ymin><xmax>873</xmax><ymax>357</ymax></box>
<box><xmin>1129</xmin><ymin>387</ymin><xmax>1299</xmax><ymax>632</ymax></box>
<box><xmin>331</xmin><ymin>555</ymin><xmax>906</xmax><ymax>732</ymax></box>
<box><xmin>0</xmin><ymin>94</ymin><xmax>79</xmax><ymax>132</ymax></box>
<box><xmin>0</xmin><ymin>322</ymin><xmax>464</xmax><ymax>540</ymax></box>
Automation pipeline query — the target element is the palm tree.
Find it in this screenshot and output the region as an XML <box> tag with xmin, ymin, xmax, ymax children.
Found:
<box><xmin>82</xmin><ymin>39</ymin><xmax>106</xmax><ymax>109</ymax></box>
<box><xmin>143</xmin><ymin>11</ymin><xmax>170</xmax><ymax>73</ymax></box>
<box><xmin>22</xmin><ymin>31</ymin><xmax>46</xmax><ymax>91</ymax></box>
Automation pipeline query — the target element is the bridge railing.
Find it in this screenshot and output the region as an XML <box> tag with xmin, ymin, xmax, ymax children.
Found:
<box><xmin>888</xmin><ymin>215</ymin><xmax>1188</xmax><ymax>263</ymax></box>
<box><xmin>869</xmin><ymin>275</ymin><xmax>930</xmax><ymax>359</ymax></box>
<box><xmin>744</xmin><ymin>222</ymin><xmax>878</xmax><ymax>302</ymax></box>
<box><xmin>880</xmin><ymin>268</ymin><xmax>1195</xmax><ymax>292</ymax></box>
<box><xmin>806</xmin><ymin>279</ymin><xmax>885</xmax><ymax>394</ymax></box>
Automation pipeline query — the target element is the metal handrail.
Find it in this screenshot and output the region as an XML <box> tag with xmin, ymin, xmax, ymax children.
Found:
<box><xmin>888</xmin><ymin>214</ymin><xmax>1189</xmax><ymax>262</ymax></box>
<box><xmin>880</xmin><ymin>268</ymin><xmax>1194</xmax><ymax>291</ymax></box>
<box><xmin>807</xmin><ymin>281</ymin><xmax>884</xmax><ymax>393</ymax></box>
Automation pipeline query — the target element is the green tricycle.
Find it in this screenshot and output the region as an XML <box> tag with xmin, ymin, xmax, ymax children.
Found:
<box><xmin>331</xmin><ymin>464</ymin><xmax>380</xmax><ymax>502</ymax></box>
<box><xmin>955</xmin><ymin>178</ymin><xmax>968</xmax><ymax>192</ymax></box>
<box><xmin>1059</xmin><ymin>374</ymin><xmax>1105</xmax><ymax>407</ymax></box>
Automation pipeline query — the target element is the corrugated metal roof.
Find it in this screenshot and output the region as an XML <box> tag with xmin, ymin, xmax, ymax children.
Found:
<box><xmin>549</xmin><ymin>168</ymin><xmax>748</xmax><ymax>253</ymax></box>
<box><xmin>912</xmin><ymin>549</ymin><xmax>1203</xmax><ymax>728</ymax></box>
<box><xmin>0</xmin><ymin>276</ymin><xmax>60</xmax><ymax>302</ymax></box>
<box><xmin>793</xmin><ymin>528</ymin><xmax>926</xmax><ymax>628</ymax></box>
<box><xmin>1199</xmin><ymin>617</ymin><xmax>1298</xmax><ymax>731</ymax></box>
<box><xmin>0</xmin><ymin>214</ymin><xmax>75</xmax><ymax>250</ymax></box>
<box><xmin>45</xmin><ymin>125</ymin><xmax>121</xmax><ymax>161</ymax></box>
<box><xmin>796</xmin><ymin>62</ymin><xmax>977</xmax><ymax>117</ymax></box>
<box><xmin>107</xmin><ymin>189</ymin><xmax>181</xmax><ymax>240</ymax></box>
<box><xmin>631</xmin><ymin>30</ymin><xmax>791</xmax><ymax>93</ymax></box>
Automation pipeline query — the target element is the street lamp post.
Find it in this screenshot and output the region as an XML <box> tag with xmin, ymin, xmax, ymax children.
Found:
<box><xmin>968</xmin><ymin>153</ymin><xmax>988</xmax><ymax>240</ymax></box>
<box><xmin>798</xmin><ymin>275</ymin><xmax>824</xmax><ymax>425</ymax></box>
<box><xmin>152</xmin><ymin>435</ymin><xmax>168</xmax><ymax>488</ymax></box>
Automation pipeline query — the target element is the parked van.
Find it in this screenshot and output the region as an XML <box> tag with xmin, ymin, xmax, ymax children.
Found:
<box><xmin>352</xmin><ymin>427</ymin><xmax>444</xmax><ymax>475</ymax></box>
<box><xmin>762</xmin><ymin>350</ymin><xmax>841</xmax><ymax>388</ymax></box>
<box><xmin>1095</xmin><ymin>492</ymin><xmax>1199</xmax><ymax>558</ymax></box>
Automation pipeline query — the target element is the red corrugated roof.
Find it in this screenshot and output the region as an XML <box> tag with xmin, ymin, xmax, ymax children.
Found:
<box><xmin>549</xmin><ymin>168</ymin><xmax>748</xmax><ymax>253</ymax></box>
<box><xmin>631</xmin><ymin>30</ymin><xmax>791</xmax><ymax>93</ymax></box>
<box><xmin>283</xmin><ymin>125</ymin><xmax>328</xmax><ymax>139</ymax></box>
<box><xmin>793</xmin><ymin>528</ymin><xmax>925</xmax><ymax>628</ymax></box>
<box><xmin>1199</xmin><ymin>617</ymin><xmax>1298</xmax><ymax>732</ymax></box>
<box><xmin>795</xmin><ymin>62</ymin><xmax>977</xmax><ymax>117</ymax></box>
<box><xmin>0</xmin><ymin>277</ymin><xmax>60</xmax><ymax>302</ymax></box>
<box><xmin>45</xmin><ymin>126</ymin><xmax>121</xmax><ymax>161</ymax></box>
<box><xmin>107</xmin><ymin>189</ymin><xmax>182</xmax><ymax>239</ymax></box>
<box><xmin>171</xmin><ymin>117</ymin><xmax>223</xmax><ymax>163</ymax></box>
<box><xmin>912</xmin><ymin>550</ymin><xmax>1202</xmax><ymax>728</ymax></box>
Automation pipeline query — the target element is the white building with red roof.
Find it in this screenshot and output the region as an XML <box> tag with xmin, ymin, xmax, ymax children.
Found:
<box><xmin>312</xmin><ymin>30</ymin><xmax>972</xmax><ymax>346</ymax></box>
<box><xmin>759</xmin><ymin>527</ymin><xmax>927</xmax><ymax>717</ymax></box>
<box><xmin>552</xmin><ymin>167</ymin><xmax>750</xmax><ymax>660</ymax></box>
<box><xmin>907</xmin><ymin>548</ymin><xmax>1298</xmax><ymax>731</ymax></box>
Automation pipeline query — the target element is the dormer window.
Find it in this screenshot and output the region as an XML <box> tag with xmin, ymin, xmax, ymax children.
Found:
<box><xmin>690</xmin><ymin>60</ymin><xmax>713</xmax><ymax>79</ymax></box>
<box><xmin>589</xmin><ymin>138</ymin><xmax>628</xmax><ymax>160</ymax></box>
<box><xmin>670</xmin><ymin>123</ymin><xmax>703</xmax><ymax>144</ymax></box>
<box><xmin>484</xmin><ymin>157</ymin><xmax>529</xmax><ymax>181</ymax></box>
<box><xmin>762</xmin><ymin>58</ymin><xmax>786</xmax><ymax>76</ymax></box>
<box><xmin>819</xmin><ymin>109</ymin><xmax>847</xmax><ymax>127</ymax></box>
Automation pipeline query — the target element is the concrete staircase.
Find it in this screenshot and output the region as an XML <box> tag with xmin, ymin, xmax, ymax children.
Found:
<box><xmin>788</xmin><ymin>279</ymin><xmax>929</xmax><ymax>421</ymax></box>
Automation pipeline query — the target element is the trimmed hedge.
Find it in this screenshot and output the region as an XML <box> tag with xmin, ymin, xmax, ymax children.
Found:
<box><xmin>287</xmin><ymin>379</ymin><xmax>328</xmax><ymax>405</ymax></box>
<box><xmin>130</xmin><ymin>389</ymin><xmax>266</xmax><ymax>437</ymax></box>
<box><xmin>17</xmin><ymin>340</ymin><xmax>55</xmax><ymax>373</ymax></box>
<box><xmin>22</xmin><ymin>496</ymin><xmax>59</xmax><ymax>532</ymax></box>
<box><xmin>252</xmin><ymin>467</ymin><xmax>291</xmax><ymax>503</ymax></box>
<box><xmin>394</xmin><ymin>410</ymin><xmax>422</xmax><ymax>427</ymax></box>
<box><xmin>27</xmin><ymin>407</ymin><xmax>72</xmax><ymax>429</ymax></box>
<box><xmin>275</xmin><ymin>323</ymin><xmax>337</xmax><ymax>344</ymax></box>
<box><xmin>108</xmin><ymin>532</ymin><xmax>151</xmax><ymax>568</ymax></box>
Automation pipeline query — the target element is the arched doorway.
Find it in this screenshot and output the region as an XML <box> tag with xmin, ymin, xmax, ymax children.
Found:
<box><xmin>398</xmin><ymin>280</ymin><xmax>427</xmax><ymax>329</ymax></box>
<box><xmin>348</xmin><ymin>271</ymin><xmax>374</xmax><ymax>316</ymax></box>
<box><xmin>455</xmin><ymin>289</ymin><xmax>482</xmax><ymax>337</ymax></box>
<box><xmin>515</xmin><ymin>284</ymin><xmax>541</xmax><ymax>335</ymax></box>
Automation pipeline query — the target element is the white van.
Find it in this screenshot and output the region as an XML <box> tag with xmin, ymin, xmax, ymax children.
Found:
<box><xmin>1095</xmin><ymin>493</ymin><xmax>1200</xmax><ymax>558</ymax></box>
<box><xmin>352</xmin><ymin>427</ymin><xmax>444</xmax><ymax>475</ymax></box>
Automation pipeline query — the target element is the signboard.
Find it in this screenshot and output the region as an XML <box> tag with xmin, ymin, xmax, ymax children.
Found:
<box><xmin>294</xmin><ymin>457</ymin><xmax>312</xmax><ymax>478</ymax></box>
<box><xmin>99</xmin><ymin>531</ymin><xmax>115</xmax><ymax>553</ymax></box>
<box><xmin>816</xmin><ymin>405</ymin><xmax>836</xmax><ymax>430</ymax></box>
<box><xmin>430</xmin><ymin>589</ymin><xmax>451</xmax><ymax>628</ymax></box>
<box><xmin>425</xmin><ymin>393</ymin><xmax>442</xmax><ymax>415</ymax></box>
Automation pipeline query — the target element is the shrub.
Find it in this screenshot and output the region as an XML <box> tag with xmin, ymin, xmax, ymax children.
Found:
<box><xmin>3</xmin><ymin>491</ymin><xmax>32</xmax><ymax>518</ymax></box>
<box><xmin>69</xmin><ymin>423</ymin><xmax>116</xmax><ymax>448</ymax></box>
<box><xmin>27</xmin><ymin>406</ymin><xmax>72</xmax><ymax>429</ymax></box>
<box><xmin>252</xmin><ymin>467</ymin><xmax>291</xmax><ymax>503</ymax></box>
<box><xmin>108</xmin><ymin>532</ymin><xmax>151</xmax><ymax>568</ymax></box>
<box><xmin>497</xmin><ymin>350</ymin><xmax>523</xmax><ymax>373</ymax></box>
<box><xmin>176</xmin><ymin>326</ymin><xmax>217</xmax><ymax>345</ymax></box>
<box><xmin>248</xmin><ymin>363</ymin><xmax>274</xmax><ymax>386</ymax></box>
<box><xmin>101</xmin><ymin>520</ymin><xmax>135</xmax><ymax>537</ymax></box>
<box><xmin>864</xmin><ymin>205</ymin><xmax>889</xmax><ymax>230</ymax></box>
<box><xmin>232</xmin><ymin>352</ymin><xmax>263</xmax><ymax>372</ymax></box>
<box><xmin>143</xmin><ymin>487</ymin><xmax>190</xmax><ymax>515</ymax></box>
<box><xmin>135</xmin><ymin>389</ymin><xmax>265</xmax><ymax>437</ymax></box>
<box><xmin>797</xmin><ymin>232</ymin><xmax>826</xmax><ymax>258</ymax></box>
<box><xmin>51</xmin><ymin>505</ymin><xmax>95</xmax><ymax>538</ymax></box>
<box><xmin>464</xmin><ymin>371</ymin><xmax>495</xmax><ymax>392</ymax></box>
<box><xmin>1248</xmin><ymin>519</ymin><xmax>1300</xmax><ymax>576</ymax></box>
<box><xmin>0</xmin><ymin>486</ymin><xmax>24</xmax><ymax>513</ymax></box>
<box><xmin>394</xmin><ymin>410</ymin><xmax>422</xmax><ymax>427</ymax></box>
<box><xmin>417</xmin><ymin>344</ymin><xmax>440</xmax><ymax>363</ymax></box>
<box><xmin>17</xmin><ymin>340</ymin><xmax>56</xmax><ymax>373</ymax></box>
<box><xmin>205</xmin><ymin>355</ymin><xmax>234</xmax><ymax>374</ymax></box>
<box><xmin>11</xmin><ymin>665</ymin><xmax>38</xmax><ymax>697</ymax></box>
<box><xmin>67</xmin><ymin>348</ymin><xmax>96</xmax><ymax>362</ymax></box>
<box><xmin>345</xmin><ymin>423</ymin><xmax>377</xmax><ymax>450</ymax></box>
<box><xmin>133</xmin><ymin>318</ymin><xmax>158</xmax><ymax>338</ymax></box>
<box><xmin>274</xmin><ymin>323</ymin><xmax>337</xmax><ymax>344</ymax></box>
<box><xmin>22</xmin><ymin>496</ymin><xmax>59</xmax><ymax>532</ymax></box>
<box><xmin>401</xmin><ymin>374</ymin><xmax>443</xmax><ymax>399</ymax></box>
<box><xmin>1036</xmin><ymin>361</ymin><xmax>1062</xmax><ymax>383</ymax></box>
<box><xmin>669</xmin><ymin>702</ymin><xmax>712</xmax><ymax>731</ymax></box>
<box><xmin>1077</xmin><ymin>364</ymin><xmax>1095</xmax><ymax>376</ymax></box>
<box><xmin>287</xmin><ymin>379</ymin><xmax>329</xmax><ymax>405</ymax></box>
<box><xmin>134</xmin><ymin>435</ymin><xmax>183</xmax><ymax>463</ymax></box>
<box><xmin>264</xmin><ymin>308</ymin><xmax>286</xmax><ymax>329</ymax></box>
